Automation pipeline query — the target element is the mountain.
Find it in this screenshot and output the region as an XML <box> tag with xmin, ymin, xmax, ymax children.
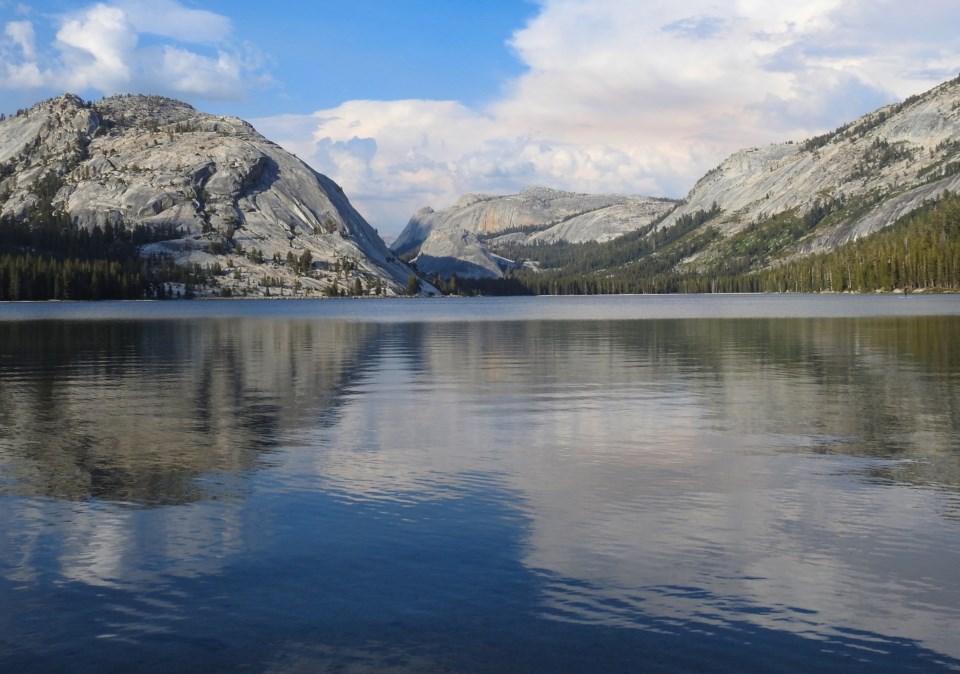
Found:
<box><xmin>414</xmin><ymin>75</ymin><xmax>960</xmax><ymax>292</ymax></box>
<box><xmin>6</xmin><ymin>76</ymin><xmax>959</xmax><ymax>299</ymax></box>
<box><xmin>661</xmin><ymin>75</ymin><xmax>960</xmax><ymax>267</ymax></box>
<box><xmin>392</xmin><ymin>186</ymin><xmax>676</xmax><ymax>279</ymax></box>
<box><xmin>0</xmin><ymin>94</ymin><xmax>421</xmax><ymax>297</ymax></box>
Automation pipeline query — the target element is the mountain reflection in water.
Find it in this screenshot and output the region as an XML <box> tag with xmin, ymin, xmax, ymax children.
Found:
<box><xmin>0</xmin><ymin>299</ymin><xmax>958</xmax><ymax>673</ymax></box>
<box><xmin>0</xmin><ymin>319</ymin><xmax>378</xmax><ymax>504</ymax></box>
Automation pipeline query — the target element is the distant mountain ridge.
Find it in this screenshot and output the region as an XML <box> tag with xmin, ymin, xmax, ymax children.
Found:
<box><xmin>392</xmin><ymin>186</ymin><xmax>676</xmax><ymax>279</ymax></box>
<box><xmin>4</xmin><ymin>75</ymin><xmax>960</xmax><ymax>297</ymax></box>
<box><xmin>0</xmin><ymin>94</ymin><xmax>421</xmax><ymax>297</ymax></box>
<box><xmin>661</xmin><ymin>75</ymin><xmax>960</xmax><ymax>265</ymax></box>
<box><xmin>396</xmin><ymin>75</ymin><xmax>960</xmax><ymax>287</ymax></box>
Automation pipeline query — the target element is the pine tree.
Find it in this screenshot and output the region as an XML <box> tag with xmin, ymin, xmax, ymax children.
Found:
<box><xmin>405</xmin><ymin>274</ymin><xmax>420</xmax><ymax>295</ymax></box>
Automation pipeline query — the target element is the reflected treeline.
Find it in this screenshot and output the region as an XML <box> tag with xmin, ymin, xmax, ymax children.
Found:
<box><xmin>387</xmin><ymin>316</ymin><xmax>960</xmax><ymax>491</ymax></box>
<box><xmin>309</xmin><ymin>314</ymin><xmax>960</xmax><ymax>658</ymax></box>
<box><xmin>662</xmin><ymin>316</ymin><xmax>960</xmax><ymax>490</ymax></box>
<box><xmin>0</xmin><ymin>319</ymin><xmax>381</xmax><ymax>505</ymax></box>
<box><xmin>2</xmin><ymin>314</ymin><xmax>957</xmax><ymax>505</ymax></box>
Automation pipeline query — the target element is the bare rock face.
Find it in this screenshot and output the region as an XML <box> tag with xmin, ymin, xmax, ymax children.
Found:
<box><xmin>527</xmin><ymin>200</ymin><xmax>676</xmax><ymax>244</ymax></box>
<box><xmin>662</xmin><ymin>76</ymin><xmax>960</xmax><ymax>257</ymax></box>
<box><xmin>412</xmin><ymin>227</ymin><xmax>517</xmax><ymax>280</ymax></box>
<box><xmin>393</xmin><ymin>185</ymin><xmax>675</xmax><ymax>278</ymax></box>
<box><xmin>0</xmin><ymin>94</ymin><xmax>418</xmax><ymax>296</ymax></box>
<box><xmin>395</xmin><ymin>76</ymin><xmax>960</xmax><ymax>283</ymax></box>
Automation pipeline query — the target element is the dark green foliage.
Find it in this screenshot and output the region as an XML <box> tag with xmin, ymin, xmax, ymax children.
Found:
<box><xmin>475</xmin><ymin>221</ymin><xmax>555</xmax><ymax>242</ymax></box>
<box><xmin>799</xmin><ymin>89</ymin><xmax>931</xmax><ymax>153</ymax></box>
<box><xmin>716</xmin><ymin>199</ymin><xmax>841</xmax><ymax>272</ymax></box>
<box><xmin>918</xmin><ymin>158</ymin><xmax>960</xmax><ymax>185</ymax></box>
<box><xmin>397</xmin><ymin>248</ymin><xmax>419</xmax><ymax>263</ymax></box>
<box><xmin>438</xmin><ymin>206</ymin><xmax>721</xmax><ymax>296</ymax></box>
<box><xmin>502</xmin><ymin>225</ymin><xmax>722</xmax><ymax>295</ymax></box>
<box><xmin>172</xmin><ymin>121</ymin><xmax>198</xmax><ymax>134</ymax></box>
<box><xmin>798</xmin><ymin>113</ymin><xmax>885</xmax><ymax>152</ymax></box>
<box><xmin>405</xmin><ymin>273</ymin><xmax>421</xmax><ymax>295</ymax></box>
<box><xmin>650</xmin><ymin>194</ymin><xmax>960</xmax><ymax>294</ymax></box>
<box><xmin>745</xmin><ymin>194</ymin><xmax>960</xmax><ymax>293</ymax></box>
<box><xmin>493</xmin><ymin>203</ymin><xmax>719</xmax><ymax>274</ymax></box>
<box><xmin>440</xmin><ymin>195</ymin><xmax>960</xmax><ymax>296</ymax></box>
<box><xmin>448</xmin><ymin>275</ymin><xmax>533</xmax><ymax>296</ymax></box>
<box><xmin>0</xmin><ymin>219</ymin><xmax>207</xmax><ymax>300</ymax></box>
<box><xmin>334</xmin><ymin>256</ymin><xmax>357</xmax><ymax>274</ymax></box>
<box><xmin>850</xmin><ymin>139</ymin><xmax>916</xmax><ymax>179</ymax></box>
<box><xmin>449</xmin><ymin>203</ymin><xmax>722</xmax><ymax>295</ymax></box>
<box><xmin>295</xmin><ymin>249</ymin><xmax>312</xmax><ymax>274</ymax></box>
<box><xmin>0</xmin><ymin>174</ymin><xmax>207</xmax><ymax>300</ymax></box>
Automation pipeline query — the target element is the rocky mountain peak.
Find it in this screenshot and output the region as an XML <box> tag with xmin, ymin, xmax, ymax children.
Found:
<box><xmin>393</xmin><ymin>184</ymin><xmax>676</xmax><ymax>279</ymax></box>
<box><xmin>391</xmin><ymin>75</ymin><xmax>960</xmax><ymax>286</ymax></box>
<box><xmin>97</xmin><ymin>93</ymin><xmax>196</xmax><ymax>119</ymax></box>
<box><xmin>0</xmin><ymin>93</ymin><xmax>423</xmax><ymax>297</ymax></box>
<box><xmin>518</xmin><ymin>185</ymin><xmax>581</xmax><ymax>201</ymax></box>
<box><xmin>663</xmin><ymin>75</ymin><xmax>960</xmax><ymax>258</ymax></box>
<box><xmin>451</xmin><ymin>193</ymin><xmax>497</xmax><ymax>210</ymax></box>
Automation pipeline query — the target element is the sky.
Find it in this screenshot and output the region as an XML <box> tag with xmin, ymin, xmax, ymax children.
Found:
<box><xmin>1</xmin><ymin>1</ymin><xmax>958</xmax><ymax>237</ymax></box>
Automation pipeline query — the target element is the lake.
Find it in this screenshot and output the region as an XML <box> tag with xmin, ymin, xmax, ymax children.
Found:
<box><xmin>1</xmin><ymin>295</ymin><xmax>959</xmax><ymax>673</ymax></box>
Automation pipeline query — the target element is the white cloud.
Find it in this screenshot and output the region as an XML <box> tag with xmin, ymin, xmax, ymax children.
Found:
<box><xmin>0</xmin><ymin>1</ymin><xmax>265</xmax><ymax>99</ymax></box>
<box><xmin>255</xmin><ymin>99</ymin><xmax>672</xmax><ymax>230</ymax></box>
<box><xmin>1</xmin><ymin>60</ymin><xmax>44</xmax><ymax>88</ymax></box>
<box><xmin>256</xmin><ymin>0</ymin><xmax>960</xmax><ymax>234</ymax></box>
<box><xmin>1</xmin><ymin>19</ymin><xmax>47</xmax><ymax>87</ymax></box>
<box><xmin>4</xmin><ymin>19</ymin><xmax>35</xmax><ymax>59</ymax></box>
<box><xmin>117</xmin><ymin>0</ymin><xmax>231</xmax><ymax>44</ymax></box>
<box><xmin>3</xmin><ymin>0</ymin><xmax>957</xmax><ymax>234</ymax></box>
<box><xmin>55</xmin><ymin>4</ymin><xmax>136</xmax><ymax>92</ymax></box>
<box><xmin>158</xmin><ymin>46</ymin><xmax>243</xmax><ymax>98</ymax></box>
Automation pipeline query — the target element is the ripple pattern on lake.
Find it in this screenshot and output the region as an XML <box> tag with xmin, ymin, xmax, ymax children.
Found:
<box><xmin>1</xmin><ymin>296</ymin><xmax>959</xmax><ymax>673</ymax></box>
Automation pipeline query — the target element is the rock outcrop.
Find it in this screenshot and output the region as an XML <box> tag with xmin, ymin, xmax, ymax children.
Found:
<box><xmin>412</xmin><ymin>227</ymin><xmax>519</xmax><ymax>280</ymax></box>
<box><xmin>404</xmin><ymin>76</ymin><xmax>960</xmax><ymax>282</ymax></box>
<box><xmin>0</xmin><ymin>94</ymin><xmax>421</xmax><ymax>296</ymax></box>
<box><xmin>393</xmin><ymin>186</ymin><xmax>675</xmax><ymax>279</ymax></box>
<box><xmin>661</xmin><ymin>76</ymin><xmax>960</xmax><ymax>260</ymax></box>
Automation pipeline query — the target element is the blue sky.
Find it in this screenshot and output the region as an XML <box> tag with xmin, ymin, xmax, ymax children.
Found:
<box><xmin>191</xmin><ymin>0</ymin><xmax>538</xmax><ymax>115</ymax></box>
<box><xmin>2</xmin><ymin>1</ymin><xmax>959</xmax><ymax>236</ymax></box>
<box><xmin>0</xmin><ymin>1</ymin><xmax>536</xmax><ymax>115</ymax></box>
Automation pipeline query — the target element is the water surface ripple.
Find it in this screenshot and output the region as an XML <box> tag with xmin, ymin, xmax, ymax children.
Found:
<box><xmin>1</xmin><ymin>295</ymin><xmax>959</xmax><ymax>672</ymax></box>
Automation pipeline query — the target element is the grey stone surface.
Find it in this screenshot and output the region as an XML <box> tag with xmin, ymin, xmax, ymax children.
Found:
<box><xmin>412</xmin><ymin>227</ymin><xmax>518</xmax><ymax>280</ymax></box>
<box><xmin>397</xmin><ymin>78</ymin><xmax>960</xmax><ymax>281</ymax></box>
<box><xmin>394</xmin><ymin>185</ymin><xmax>675</xmax><ymax>279</ymax></box>
<box><xmin>660</xmin><ymin>77</ymin><xmax>960</xmax><ymax>261</ymax></box>
<box><xmin>0</xmin><ymin>94</ymin><xmax>423</xmax><ymax>296</ymax></box>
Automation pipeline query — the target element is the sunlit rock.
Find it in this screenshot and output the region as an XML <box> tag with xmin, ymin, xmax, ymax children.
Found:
<box><xmin>0</xmin><ymin>94</ymin><xmax>420</xmax><ymax>296</ymax></box>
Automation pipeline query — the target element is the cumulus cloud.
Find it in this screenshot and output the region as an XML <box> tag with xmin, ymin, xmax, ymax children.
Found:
<box><xmin>3</xmin><ymin>0</ymin><xmax>957</xmax><ymax>233</ymax></box>
<box><xmin>0</xmin><ymin>0</ymin><xmax>265</xmax><ymax>99</ymax></box>
<box><xmin>4</xmin><ymin>19</ymin><xmax>35</xmax><ymax>59</ymax></box>
<box><xmin>158</xmin><ymin>46</ymin><xmax>245</xmax><ymax>98</ymax></box>
<box><xmin>116</xmin><ymin>0</ymin><xmax>231</xmax><ymax>44</ymax></box>
<box><xmin>1</xmin><ymin>19</ymin><xmax>47</xmax><ymax>86</ymax></box>
<box><xmin>55</xmin><ymin>4</ymin><xmax>136</xmax><ymax>92</ymax></box>
<box><xmin>256</xmin><ymin>0</ymin><xmax>960</xmax><ymax>233</ymax></box>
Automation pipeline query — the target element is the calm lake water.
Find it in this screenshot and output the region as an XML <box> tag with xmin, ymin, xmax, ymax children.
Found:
<box><xmin>1</xmin><ymin>295</ymin><xmax>959</xmax><ymax>673</ymax></box>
